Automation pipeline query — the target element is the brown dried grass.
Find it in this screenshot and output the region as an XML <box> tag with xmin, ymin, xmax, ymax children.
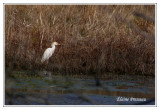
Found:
<box><xmin>5</xmin><ymin>5</ymin><xmax>155</xmax><ymax>76</ymax></box>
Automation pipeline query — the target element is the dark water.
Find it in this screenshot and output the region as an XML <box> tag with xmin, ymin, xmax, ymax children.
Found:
<box><xmin>5</xmin><ymin>71</ymin><xmax>155</xmax><ymax>105</ymax></box>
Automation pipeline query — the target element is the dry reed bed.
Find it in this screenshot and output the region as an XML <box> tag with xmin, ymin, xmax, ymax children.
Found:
<box><xmin>5</xmin><ymin>5</ymin><xmax>155</xmax><ymax>76</ymax></box>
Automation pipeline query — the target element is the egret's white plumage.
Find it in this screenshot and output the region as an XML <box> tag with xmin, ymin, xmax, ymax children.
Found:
<box><xmin>41</xmin><ymin>42</ymin><xmax>60</xmax><ymax>63</ymax></box>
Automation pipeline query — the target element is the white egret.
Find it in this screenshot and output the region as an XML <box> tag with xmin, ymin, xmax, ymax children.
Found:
<box><xmin>41</xmin><ymin>42</ymin><xmax>60</xmax><ymax>63</ymax></box>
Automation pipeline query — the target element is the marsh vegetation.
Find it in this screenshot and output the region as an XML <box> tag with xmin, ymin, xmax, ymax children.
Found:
<box><xmin>5</xmin><ymin>5</ymin><xmax>155</xmax><ymax>76</ymax></box>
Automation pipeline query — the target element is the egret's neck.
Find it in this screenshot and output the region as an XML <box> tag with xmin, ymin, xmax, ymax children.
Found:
<box><xmin>51</xmin><ymin>44</ymin><xmax>55</xmax><ymax>48</ymax></box>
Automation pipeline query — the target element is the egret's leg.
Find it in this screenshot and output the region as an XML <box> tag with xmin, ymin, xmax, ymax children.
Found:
<box><xmin>46</xmin><ymin>60</ymin><xmax>49</xmax><ymax>70</ymax></box>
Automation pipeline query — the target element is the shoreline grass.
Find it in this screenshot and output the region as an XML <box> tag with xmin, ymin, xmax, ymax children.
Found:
<box><xmin>5</xmin><ymin>5</ymin><xmax>155</xmax><ymax>76</ymax></box>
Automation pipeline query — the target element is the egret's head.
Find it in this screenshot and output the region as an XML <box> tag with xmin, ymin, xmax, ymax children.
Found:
<box><xmin>51</xmin><ymin>42</ymin><xmax>60</xmax><ymax>47</ymax></box>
